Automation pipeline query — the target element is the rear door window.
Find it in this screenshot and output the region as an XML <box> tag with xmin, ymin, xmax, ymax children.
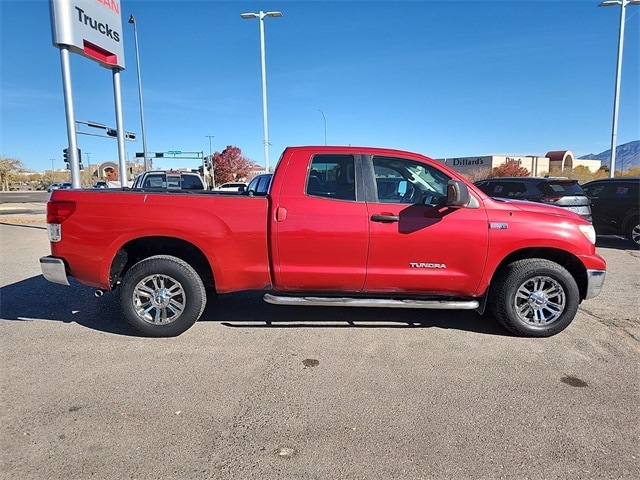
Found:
<box><xmin>306</xmin><ymin>155</ymin><xmax>356</xmax><ymax>201</ymax></box>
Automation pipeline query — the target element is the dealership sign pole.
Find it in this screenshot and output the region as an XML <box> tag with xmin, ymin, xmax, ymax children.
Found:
<box><xmin>49</xmin><ymin>0</ymin><xmax>127</xmax><ymax>187</ymax></box>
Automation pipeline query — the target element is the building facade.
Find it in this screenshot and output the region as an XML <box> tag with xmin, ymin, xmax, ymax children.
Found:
<box><xmin>436</xmin><ymin>150</ymin><xmax>601</xmax><ymax>176</ymax></box>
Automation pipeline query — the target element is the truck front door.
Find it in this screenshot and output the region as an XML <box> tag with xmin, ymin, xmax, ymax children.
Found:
<box><xmin>364</xmin><ymin>155</ymin><xmax>489</xmax><ymax>296</ymax></box>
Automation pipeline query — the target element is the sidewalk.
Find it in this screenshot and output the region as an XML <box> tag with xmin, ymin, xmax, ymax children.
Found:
<box><xmin>0</xmin><ymin>203</ymin><xmax>46</xmax><ymax>224</ymax></box>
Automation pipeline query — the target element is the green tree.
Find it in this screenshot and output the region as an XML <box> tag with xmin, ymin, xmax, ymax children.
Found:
<box><xmin>0</xmin><ymin>156</ymin><xmax>25</xmax><ymax>191</ymax></box>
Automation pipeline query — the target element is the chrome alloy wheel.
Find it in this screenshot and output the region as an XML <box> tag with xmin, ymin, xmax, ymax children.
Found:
<box><xmin>514</xmin><ymin>275</ymin><xmax>566</xmax><ymax>325</ymax></box>
<box><xmin>132</xmin><ymin>274</ymin><xmax>186</xmax><ymax>325</ymax></box>
<box><xmin>631</xmin><ymin>223</ymin><xmax>640</xmax><ymax>246</ymax></box>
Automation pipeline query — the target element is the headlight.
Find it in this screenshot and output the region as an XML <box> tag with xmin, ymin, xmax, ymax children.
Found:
<box><xmin>579</xmin><ymin>224</ymin><xmax>596</xmax><ymax>244</ymax></box>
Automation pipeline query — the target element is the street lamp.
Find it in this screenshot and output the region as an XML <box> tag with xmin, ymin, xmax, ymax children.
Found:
<box><xmin>598</xmin><ymin>0</ymin><xmax>640</xmax><ymax>177</ymax></box>
<box><xmin>128</xmin><ymin>15</ymin><xmax>150</xmax><ymax>171</ymax></box>
<box><xmin>240</xmin><ymin>10</ymin><xmax>282</xmax><ymax>173</ymax></box>
<box><xmin>318</xmin><ymin>109</ymin><xmax>327</xmax><ymax>145</ymax></box>
<box><xmin>206</xmin><ymin>134</ymin><xmax>215</xmax><ymax>188</ymax></box>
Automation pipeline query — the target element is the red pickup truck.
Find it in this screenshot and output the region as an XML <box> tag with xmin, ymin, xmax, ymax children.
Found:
<box><xmin>40</xmin><ymin>146</ymin><xmax>606</xmax><ymax>338</ymax></box>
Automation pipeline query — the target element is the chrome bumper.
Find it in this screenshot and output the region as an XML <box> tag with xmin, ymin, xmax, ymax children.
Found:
<box><xmin>585</xmin><ymin>269</ymin><xmax>606</xmax><ymax>300</ymax></box>
<box><xmin>40</xmin><ymin>256</ymin><xmax>70</xmax><ymax>286</ymax></box>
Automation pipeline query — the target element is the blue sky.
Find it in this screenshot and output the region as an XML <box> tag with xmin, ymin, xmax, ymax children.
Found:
<box><xmin>1</xmin><ymin>0</ymin><xmax>639</xmax><ymax>172</ymax></box>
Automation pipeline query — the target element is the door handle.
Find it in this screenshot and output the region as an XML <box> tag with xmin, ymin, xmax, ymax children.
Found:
<box><xmin>371</xmin><ymin>213</ymin><xmax>400</xmax><ymax>223</ymax></box>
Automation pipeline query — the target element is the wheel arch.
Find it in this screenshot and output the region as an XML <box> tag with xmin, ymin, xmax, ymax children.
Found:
<box><xmin>490</xmin><ymin>247</ymin><xmax>588</xmax><ymax>301</ymax></box>
<box><xmin>109</xmin><ymin>236</ymin><xmax>215</xmax><ymax>290</ymax></box>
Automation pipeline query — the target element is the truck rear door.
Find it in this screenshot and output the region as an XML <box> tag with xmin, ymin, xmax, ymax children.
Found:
<box><xmin>363</xmin><ymin>154</ymin><xmax>489</xmax><ymax>296</ymax></box>
<box><xmin>272</xmin><ymin>153</ymin><xmax>369</xmax><ymax>291</ymax></box>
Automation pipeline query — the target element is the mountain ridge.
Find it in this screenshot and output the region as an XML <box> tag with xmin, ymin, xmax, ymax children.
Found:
<box><xmin>579</xmin><ymin>140</ymin><xmax>640</xmax><ymax>171</ymax></box>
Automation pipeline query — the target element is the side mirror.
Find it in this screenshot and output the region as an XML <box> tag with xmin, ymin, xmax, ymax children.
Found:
<box><xmin>446</xmin><ymin>180</ymin><xmax>470</xmax><ymax>207</ymax></box>
<box><xmin>237</xmin><ymin>185</ymin><xmax>246</xmax><ymax>193</ymax></box>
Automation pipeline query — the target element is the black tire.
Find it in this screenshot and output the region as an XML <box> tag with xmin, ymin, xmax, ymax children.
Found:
<box><xmin>490</xmin><ymin>259</ymin><xmax>579</xmax><ymax>337</ymax></box>
<box><xmin>120</xmin><ymin>255</ymin><xmax>206</xmax><ymax>337</ymax></box>
<box><xmin>627</xmin><ymin>219</ymin><xmax>640</xmax><ymax>248</ymax></box>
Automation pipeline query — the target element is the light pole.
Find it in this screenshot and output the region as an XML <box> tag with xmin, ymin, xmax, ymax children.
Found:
<box><xmin>240</xmin><ymin>10</ymin><xmax>282</xmax><ymax>173</ymax></box>
<box><xmin>598</xmin><ymin>0</ymin><xmax>640</xmax><ymax>177</ymax></box>
<box><xmin>128</xmin><ymin>15</ymin><xmax>150</xmax><ymax>171</ymax></box>
<box><xmin>206</xmin><ymin>134</ymin><xmax>215</xmax><ymax>188</ymax></box>
<box><xmin>318</xmin><ymin>109</ymin><xmax>327</xmax><ymax>145</ymax></box>
<box><xmin>50</xmin><ymin>158</ymin><xmax>55</xmax><ymax>171</ymax></box>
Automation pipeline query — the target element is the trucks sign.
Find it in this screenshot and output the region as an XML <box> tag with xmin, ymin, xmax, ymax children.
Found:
<box><xmin>50</xmin><ymin>0</ymin><xmax>125</xmax><ymax>69</ymax></box>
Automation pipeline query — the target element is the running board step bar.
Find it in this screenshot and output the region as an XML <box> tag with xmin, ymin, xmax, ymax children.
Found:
<box><xmin>263</xmin><ymin>294</ymin><xmax>479</xmax><ymax>310</ymax></box>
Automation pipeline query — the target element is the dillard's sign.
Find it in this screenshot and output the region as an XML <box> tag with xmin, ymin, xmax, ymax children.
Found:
<box><xmin>452</xmin><ymin>157</ymin><xmax>489</xmax><ymax>167</ymax></box>
<box><xmin>50</xmin><ymin>0</ymin><xmax>125</xmax><ymax>69</ymax></box>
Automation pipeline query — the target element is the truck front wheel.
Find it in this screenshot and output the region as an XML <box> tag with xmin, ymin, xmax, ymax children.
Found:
<box><xmin>120</xmin><ymin>255</ymin><xmax>206</xmax><ymax>337</ymax></box>
<box><xmin>490</xmin><ymin>259</ymin><xmax>579</xmax><ymax>337</ymax></box>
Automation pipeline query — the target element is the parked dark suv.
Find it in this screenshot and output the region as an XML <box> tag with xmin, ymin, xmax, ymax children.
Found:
<box><xmin>474</xmin><ymin>177</ymin><xmax>592</xmax><ymax>221</ymax></box>
<box><xmin>582</xmin><ymin>177</ymin><xmax>639</xmax><ymax>247</ymax></box>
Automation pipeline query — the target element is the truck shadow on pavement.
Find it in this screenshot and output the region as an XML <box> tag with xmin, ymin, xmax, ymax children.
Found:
<box><xmin>0</xmin><ymin>276</ymin><xmax>136</xmax><ymax>336</ymax></box>
<box><xmin>1</xmin><ymin>276</ymin><xmax>508</xmax><ymax>336</ymax></box>
<box><xmin>208</xmin><ymin>291</ymin><xmax>508</xmax><ymax>335</ymax></box>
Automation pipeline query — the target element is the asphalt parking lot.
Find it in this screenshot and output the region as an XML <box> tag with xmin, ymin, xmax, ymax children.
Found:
<box><xmin>1</xmin><ymin>210</ymin><xmax>638</xmax><ymax>480</ymax></box>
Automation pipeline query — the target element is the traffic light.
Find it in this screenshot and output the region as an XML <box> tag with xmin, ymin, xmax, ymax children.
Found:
<box><xmin>62</xmin><ymin>147</ymin><xmax>81</xmax><ymax>168</ymax></box>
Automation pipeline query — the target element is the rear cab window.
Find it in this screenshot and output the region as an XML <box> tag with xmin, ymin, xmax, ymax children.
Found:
<box><xmin>539</xmin><ymin>181</ymin><xmax>585</xmax><ymax>196</ymax></box>
<box><xmin>135</xmin><ymin>172</ymin><xmax>204</xmax><ymax>191</ymax></box>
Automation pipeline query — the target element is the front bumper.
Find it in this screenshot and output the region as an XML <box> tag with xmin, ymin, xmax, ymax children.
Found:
<box><xmin>40</xmin><ymin>256</ymin><xmax>70</xmax><ymax>286</ymax></box>
<box><xmin>585</xmin><ymin>269</ymin><xmax>606</xmax><ymax>300</ymax></box>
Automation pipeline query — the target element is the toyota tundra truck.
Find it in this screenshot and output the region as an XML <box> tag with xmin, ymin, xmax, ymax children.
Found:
<box><xmin>40</xmin><ymin>146</ymin><xmax>606</xmax><ymax>337</ymax></box>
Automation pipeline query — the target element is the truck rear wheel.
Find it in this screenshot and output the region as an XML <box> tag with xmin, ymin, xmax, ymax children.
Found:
<box><xmin>120</xmin><ymin>255</ymin><xmax>206</xmax><ymax>337</ymax></box>
<box><xmin>490</xmin><ymin>259</ymin><xmax>579</xmax><ymax>337</ymax></box>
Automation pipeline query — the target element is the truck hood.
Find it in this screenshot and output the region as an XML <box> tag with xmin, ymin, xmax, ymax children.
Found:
<box><xmin>489</xmin><ymin>197</ymin><xmax>585</xmax><ymax>222</ymax></box>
